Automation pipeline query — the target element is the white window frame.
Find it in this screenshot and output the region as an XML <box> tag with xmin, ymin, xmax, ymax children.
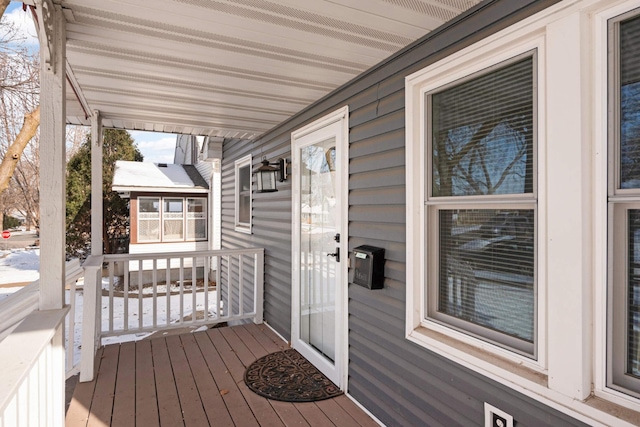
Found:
<box><xmin>235</xmin><ymin>155</ymin><xmax>252</xmax><ymax>234</ymax></box>
<box><xmin>424</xmin><ymin>52</ymin><xmax>538</xmax><ymax>358</ymax></box>
<box><xmin>137</xmin><ymin>196</ymin><xmax>208</xmax><ymax>243</ymax></box>
<box><xmin>404</xmin><ymin>0</ymin><xmax>640</xmax><ymax>422</ymax></box>
<box><xmin>137</xmin><ymin>196</ymin><xmax>161</xmax><ymax>243</ymax></box>
<box><xmin>186</xmin><ymin>197</ymin><xmax>207</xmax><ymax>241</ymax></box>
<box><xmin>600</xmin><ymin>1</ymin><xmax>640</xmax><ymax>408</ymax></box>
<box><xmin>162</xmin><ymin>197</ymin><xmax>185</xmax><ymax>242</ymax></box>
<box><xmin>406</xmin><ymin>33</ymin><xmax>545</xmax><ymax>372</ymax></box>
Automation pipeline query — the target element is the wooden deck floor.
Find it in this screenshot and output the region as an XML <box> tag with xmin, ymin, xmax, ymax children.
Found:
<box><xmin>65</xmin><ymin>324</ymin><xmax>378</xmax><ymax>427</ymax></box>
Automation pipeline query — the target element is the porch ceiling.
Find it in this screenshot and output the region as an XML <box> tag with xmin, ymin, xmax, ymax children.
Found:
<box><xmin>58</xmin><ymin>0</ymin><xmax>483</xmax><ymax>139</ymax></box>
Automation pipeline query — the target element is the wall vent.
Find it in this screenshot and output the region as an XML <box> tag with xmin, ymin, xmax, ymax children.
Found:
<box><xmin>484</xmin><ymin>403</ymin><xmax>514</xmax><ymax>427</ymax></box>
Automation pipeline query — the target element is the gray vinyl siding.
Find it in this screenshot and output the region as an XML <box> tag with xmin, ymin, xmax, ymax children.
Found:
<box><xmin>221</xmin><ymin>0</ymin><xmax>590</xmax><ymax>425</ymax></box>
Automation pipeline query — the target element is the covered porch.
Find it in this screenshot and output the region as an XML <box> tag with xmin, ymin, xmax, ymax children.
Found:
<box><xmin>0</xmin><ymin>0</ymin><xmax>483</xmax><ymax>426</ymax></box>
<box><xmin>66</xmin><ymin>323</ymin><xmax>376</xmax><ymax>427</ymax></box>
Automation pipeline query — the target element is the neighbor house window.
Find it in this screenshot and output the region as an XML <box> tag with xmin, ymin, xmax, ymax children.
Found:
<box><xmin>163</xmin><ymin>198</ymin><xmax>184</xmax><ymax>241</ymax></box>
<box><xmin>137</xmin><ymin>196</ymin><xmax>207</xmax><ymax>242</ymax></box>
<box><xmin>138</xmin><ymin>197</ymin><xmax>161</xmax><ymax>242</ymax></box>
<box><xmin>235</xmin><ymin>155</ymin><xmax>252</xmax><ymax>233</ymax></box>
<box><xmin>609</xmin><ymin>8</ymin><xmax>640</xmax><ymax>397</ymax></box>
<box><xmin>187</xmin><ymin>198</ymin><xmax>207</xmax><ymax>240</ymax></box>
<box><xmin>426</xmin><ymin>54</ymin><xmax>537</xmax><ymax>356</ymax></box>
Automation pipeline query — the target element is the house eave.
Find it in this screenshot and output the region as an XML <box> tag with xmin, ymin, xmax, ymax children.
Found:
<box><xmin>112</xmin><ymin>186</ymin><xmax>209</xmax><ymax>194</ymax></box>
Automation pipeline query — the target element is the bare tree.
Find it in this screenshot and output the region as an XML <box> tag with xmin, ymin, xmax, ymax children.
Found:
<box><xmin>0</xmin><ymin>8</ymin><xmax>40</xmax><ymax>227</ymax></box>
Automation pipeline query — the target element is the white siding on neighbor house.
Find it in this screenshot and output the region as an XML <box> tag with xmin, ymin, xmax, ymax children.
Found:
<box><xmin>195</xmin><ymin>160</ymin><xmax>214</xmax><ymax>184</ymax></box>
<box><xmin>195</xmin><ymin>159</ymin><xmax>222</xmax><ymax>251</ymax></box>
<box><xmin>128</xmin><ymin>241</ymin><xmax>210</xmax><ymax>271</ymax></box>
<box><xmin>129</xmin><ymin>241</ymin><xmax>209</xmax><ymax>254</ymax></box>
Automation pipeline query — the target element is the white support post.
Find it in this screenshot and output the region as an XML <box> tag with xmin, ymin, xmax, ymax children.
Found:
<box><xmin>80</xmin><ymin>257</ymin><xmax>102</xmax><ymax>382</ymax></box>
<box><xmin>38</xmin><ymin>0</ymin><xmax>66</xmax><ymax>311</ymax></box>
<box><xmin>91</xmin><ymin>110</ymin><xmax>103</xmax><ymax>256</ymax></box>
<box><xmin>546</xmin><ymin>12</ymin><xmax>593</xmax><ymax>400</ymax></box>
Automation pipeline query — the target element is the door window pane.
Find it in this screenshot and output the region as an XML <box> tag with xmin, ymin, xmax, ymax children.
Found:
<box><xmin>300</xmin><ymin>138</ymin><xmax>337</xmax><ymax>362</ymax></box>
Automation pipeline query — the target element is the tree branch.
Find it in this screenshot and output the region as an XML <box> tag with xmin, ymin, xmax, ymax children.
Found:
<box><xmin>0</xmin><ymin>1</ymin><xmax>10</xmax><ymax>19</ymax></box>
<box><xmin>0</xmin><ymin>105</ymin><xmax>39</xmax><ymax>194</ymax></box>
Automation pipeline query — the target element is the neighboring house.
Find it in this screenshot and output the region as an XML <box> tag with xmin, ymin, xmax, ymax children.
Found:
<box><xmin>112</xmin><ymin>161</ymin><xmax>209</xmax><ymax>252</ymax></box>
<box><xmin>112</xmin><ymin>161</ymin><xmax>210</xmax><ymax>283</ymax></box>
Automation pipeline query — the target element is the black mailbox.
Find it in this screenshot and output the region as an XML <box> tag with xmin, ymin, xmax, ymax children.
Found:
<box><xmin>352</xmin><ymin>245</ymin><xmax>385</xmax><ymax>289</ymax></box>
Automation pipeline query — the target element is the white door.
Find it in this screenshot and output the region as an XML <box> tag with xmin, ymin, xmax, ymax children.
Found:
<box><xmin>292</xmin><ymin>107</ymin><xmax>348</xmax><ymax>388</ymax></box>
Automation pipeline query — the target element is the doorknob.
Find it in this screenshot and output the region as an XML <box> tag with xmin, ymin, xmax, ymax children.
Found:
<box><xmin>327</xmin><ymin>247</ymin><xmax>340</xmax><ymax>262</ymax></box>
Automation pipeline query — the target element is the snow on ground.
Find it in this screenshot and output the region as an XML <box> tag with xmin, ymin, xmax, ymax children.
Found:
<box><xmin>0</xmin><ymin>248</ymin><xmax>40</xmax><ymax>285</ymax></box>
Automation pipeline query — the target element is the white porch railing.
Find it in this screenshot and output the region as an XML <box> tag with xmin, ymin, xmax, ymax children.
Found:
<box><xmin>80</xmin><ymin>247</ymin><xmax>264</xmax><ymax>382</ymax></box>
<box><xmin>0</xmin><ymin>257</ymin><xmax>83</xmax><ymax>427</ymax></box>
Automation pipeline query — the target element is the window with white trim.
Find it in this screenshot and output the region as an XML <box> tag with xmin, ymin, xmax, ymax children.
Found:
<box><xmin>138</xmin><ymin>197</ymin><xmax>160</xmax><ymax>242</ymax></box>
<box><xmin>235</xmin><ymin>155</ymin><xmax>252</xmax><ymax>233</ymax></box>
<box><xmin>187</xmin><ymin>198</ymin><xmax>207</xmax><ymax>240</ymax></box>
<box><xmin>163</xmin><ymin>198</ymin><xmax>184</xmax><ymax>241</ymax></box>
<box><xmin>137</xmin><ymin>196</ymin><xmax>207</xmax><ymax>243</ymax></box>
<box><xmin>421</xmin><ymin>53</ymin><xmax>538</xmax><ymax>357</ymax></box>
<box><xmin>609</xmin><ymin>8</ymin><xmax>640</xmax><ymax>397</ymax></box>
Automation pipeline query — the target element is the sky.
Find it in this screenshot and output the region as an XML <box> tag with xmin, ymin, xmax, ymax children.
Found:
<box><xmin>4</xmin><ymin>2</ymin><xmax>179</xmax><ymax>164</ymax></box>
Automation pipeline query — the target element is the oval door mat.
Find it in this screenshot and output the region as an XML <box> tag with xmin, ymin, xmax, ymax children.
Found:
<box><xmin>244</xmin><ymin>348</ymin><xmax>343</xmax><ymax>402</ymax></box>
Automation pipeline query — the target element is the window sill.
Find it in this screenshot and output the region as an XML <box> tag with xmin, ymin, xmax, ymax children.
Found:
<box><xmin>407</xmin><ymin>326</ymin><xmax>639</xmax><ymax>426</ymax></box>
<box><xmin>234</xmin><ymin>225</ymin><xmax>251</xmax><ymax>234</ymax></box>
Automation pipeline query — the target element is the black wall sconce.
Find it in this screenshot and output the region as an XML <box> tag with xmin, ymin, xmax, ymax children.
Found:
<box><xmin>254</xmin><ymin>157</ymin><xmax>287</xmax><ymax>193</ymax></box>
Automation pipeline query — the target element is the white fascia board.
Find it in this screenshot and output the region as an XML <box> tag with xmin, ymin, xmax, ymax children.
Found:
<box><xmin>112</xmin><ymin>186</ymin><xmax>208</xmax><ymax>194</ymax></box>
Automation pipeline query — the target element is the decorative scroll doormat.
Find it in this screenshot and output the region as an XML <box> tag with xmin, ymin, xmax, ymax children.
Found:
<box><xmin>244</xmin><ymin>348</ymin><xmax>343</xmax><ymax>402</ymax></box>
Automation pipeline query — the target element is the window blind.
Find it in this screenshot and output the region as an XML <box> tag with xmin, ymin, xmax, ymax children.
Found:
<box><xmin>429</xmin><ymin>56</ymin><xmax>536</xmax><ymax>354</ymax></box>
<box><xmin>431</xmin><ymin>57</ymin><xmax>534</xmax><ymax>197</ymax></box>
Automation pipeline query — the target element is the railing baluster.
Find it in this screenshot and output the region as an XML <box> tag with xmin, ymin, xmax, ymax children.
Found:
<box><xmin>108</xmin><ymin>261</ymin><xmax>114</xmax><ymax>334</ymax></box>
<box><xmin>204</xmin><ymin>256</ymin><xmax>209</xmax><ymax>322</ymax></box>
<box><xmin>166</xmin><ymin>258</ymin><xmax>171</xmax><ymax>327</ymax></box>
<box><xmin>138</xmin><ymin>259</ymin><xmax>143</xmax><ymax>330</ymax></box>
<box><xmin>179</xmin><ymin>257</ymin><xmax>184</xmax><ymax>324</ymax></box>
<box><xmin>124</xmin><ymin>261</ymin><xmax>129</xmax><ymax>332</ymax></box>
<box><xmin>238</xmin><ymin>254</ymin><xmax>244</xmax><ymax>317</ymax></box>
<box><xmin>216</xmin><ymin>255</ymin><xmax>221</xmax><ymax>320</ymax></box>
<box><xmin>192</xmin><ymin>256</ymin><xmax>197</xmax><ymax>325</ymax></box>
<box><xmin>152</xmin><ymin>259</ymin><xmax>158</xmax><ymax>329</ymax></box>
<box><xmin>227</xmin><ymin>255</ymin><xmax>232</xmax><ymax>318</ymax></box>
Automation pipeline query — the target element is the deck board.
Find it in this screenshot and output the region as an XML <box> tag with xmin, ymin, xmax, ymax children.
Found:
<box><xmin>111</xmin><ymin>342</ymin><xmax>136</xmax><ymax>427</ymax></box>
<box><xmin>151</xmin><ymin>338</ymin><xmax>184</xmax><ymax>427</ymax></box>
<box><xmin>165</xmin><ymin>335</ymin><xmax>210</xmax><ymax>427</ymax></box>
<box><xmin>65</xmin><ymin>347</ymin><xmax>102</xmax><ymax>427</ymax></box>
<box><xmin>180</xmin><ymin>334</ymin><xmax>235</xmax><ymax>427</ymax></box>
<box><xmin>66</xmin><ymin>324</ymin><xmax>378</xmax><ymax>427</ymax></box>
<box><xmin>134</xmin><ymin>339</ymin><xmax>159</xmax><ymax>427</ymax></box>
<box><xmin>86</xmin><ymin>344</ymin><xmax>119</xmax><ymax>427</ymax></box>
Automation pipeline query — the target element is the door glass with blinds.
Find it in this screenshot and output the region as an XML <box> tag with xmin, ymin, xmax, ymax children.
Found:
<box><xmin>609</xmin><ymin>9</ymin><xmax>640</xmax><ymax>397</ymax></box>
<box><xmin>426</xmin><ymin>54</ymin><xmax>537</xmax><ymax>356</ymax></box>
